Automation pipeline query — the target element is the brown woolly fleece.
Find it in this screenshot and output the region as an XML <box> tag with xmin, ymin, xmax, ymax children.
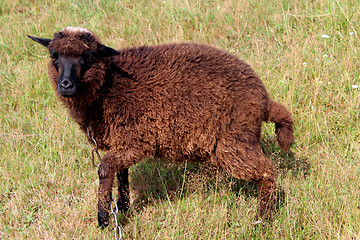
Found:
<box><xmin>31</xmin><ymin>27</ymin><xmax>294</xmax><ymax>227</ymax></box>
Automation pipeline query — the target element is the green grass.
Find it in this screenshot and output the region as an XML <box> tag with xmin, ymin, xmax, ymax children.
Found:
<box><xmin>1</xmin><ymin>0</ymin><xmax>360</xmax><ymax>239</ymax></box>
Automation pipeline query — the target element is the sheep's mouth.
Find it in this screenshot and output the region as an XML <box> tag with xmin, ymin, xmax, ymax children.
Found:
<box><xmin>57</xmin><ymin>85</ymin><xmax>79</xmax><ymax>98</ymax></box>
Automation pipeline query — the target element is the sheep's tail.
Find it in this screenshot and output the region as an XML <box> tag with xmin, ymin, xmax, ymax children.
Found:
<box><xmin>266</xmin><ymin>99</ymin><xmax>294</xmax><ymax>152</ymax></box>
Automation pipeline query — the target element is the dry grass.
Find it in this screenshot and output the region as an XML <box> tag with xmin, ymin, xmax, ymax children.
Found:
<box><xmin>1</xmin><ymin>0</ymin><xmax>360</xmax><ymax>239</ymax></box>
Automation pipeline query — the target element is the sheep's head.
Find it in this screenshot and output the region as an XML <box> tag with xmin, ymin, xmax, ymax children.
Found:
<box><xmin>29</xmin><ymin>27</ymin><xmax>120</xmax><ymax>98</ymax></box>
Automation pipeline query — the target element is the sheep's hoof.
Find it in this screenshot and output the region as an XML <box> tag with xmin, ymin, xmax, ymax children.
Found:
<box><xmin>252</xmin><ymin>219</ymin><xmax>267</xmax><ymax>230</ymax></box>
<box><xmin>117</xmin><ymin>199</ymin><xmax>129</xmax><ymax>213</ymax></box>
<box><xmin>252</xmin><ymin>220</ymin><xmax>265</xmax><ymax>226</ymax></box>
<box><xmin>98</xmin><ymin>211</ymin><xmax>110</xmax><ymax>229</ymax></box>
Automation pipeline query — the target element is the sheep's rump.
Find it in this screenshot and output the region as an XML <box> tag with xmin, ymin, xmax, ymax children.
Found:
<box><xmin>99</xmin><ymin>43</ymin><xmax>269</xmax><ymax>164</ymax></box>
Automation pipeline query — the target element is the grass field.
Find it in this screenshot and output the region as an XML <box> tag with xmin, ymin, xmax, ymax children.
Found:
<box><xmin>1</xmin><ymin>0</ymin><xmax>360</xmax><ymax>239</ymax></box>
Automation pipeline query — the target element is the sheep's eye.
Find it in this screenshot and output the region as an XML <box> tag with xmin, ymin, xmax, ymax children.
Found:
<box><xmin>50</xmin><ymin>51</ymin><xmax>59</xmax><ymax>61</ymax></box>
<box><xmin>80</xmin><ymin>50</ymin><xmax>95</xmax><ymax>64</ymax></box>
<box><xmin>50</xmin><ymin>50</ymin><xmax>60</xmax><ymax>70</ymax></box>
<box><xmin>79</xmin><ymin>51</ymin><xmax>95</xmax><ymax>74</ymax></box>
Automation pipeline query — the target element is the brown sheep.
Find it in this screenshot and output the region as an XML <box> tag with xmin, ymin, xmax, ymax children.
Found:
<box><xmin>29</xmin><ymin>26</ymin><xmax>294</xmax><ymax>228</ymax></box>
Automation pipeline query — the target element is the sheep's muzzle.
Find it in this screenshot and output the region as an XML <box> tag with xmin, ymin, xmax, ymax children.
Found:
<box><xmin>57</xmin><ymin>58</ymin><xmax>80</xmax><ymax>97</ymax></box>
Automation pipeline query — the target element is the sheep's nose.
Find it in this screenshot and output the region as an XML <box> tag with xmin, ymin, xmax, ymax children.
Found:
<box><xmin>60</xmin><ymin>79</ymin><xmax>74</xmax><ymax>89</ymax></box>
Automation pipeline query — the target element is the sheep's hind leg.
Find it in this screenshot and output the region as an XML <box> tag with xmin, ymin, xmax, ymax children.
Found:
<box><xmin>116</xmin><ymin>169</ymin><xmax>130</xmax><ymax>212</ymax></box>
<box><xmin>255</xmin><ymin>173</ymin><xmax>277</xmax><ymax>223</ymax></box>
<box><xmin>213</xmin><ymin>137</ymin><xmax>278</xmax><ymax>222</ymax></box>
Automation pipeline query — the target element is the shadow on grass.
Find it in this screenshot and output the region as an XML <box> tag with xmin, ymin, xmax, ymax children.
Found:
<box><xmin>260</xmin><ymin>134</ymin><xmax>310</xmax><ymax>178</ymax></box>
<box><xmin>117</xmin><ymin>134</ymin><xmax>309</xmax><ymax>224</ymax></box>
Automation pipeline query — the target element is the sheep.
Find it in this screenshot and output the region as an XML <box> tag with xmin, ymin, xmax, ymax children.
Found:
<box><xmin>29</xmin><ymin>26</ymin><xmax>294</xmax><ymax>228</ymax></box>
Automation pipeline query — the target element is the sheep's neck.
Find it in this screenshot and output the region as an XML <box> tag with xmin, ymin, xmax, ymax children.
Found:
<box><xmin>66</xmin><ymin>102</ymin><xmax>92</xmax><ymax>132</ymax></box>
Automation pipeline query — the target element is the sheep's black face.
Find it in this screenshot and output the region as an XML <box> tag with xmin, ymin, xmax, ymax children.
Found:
<box><xmin>52</xmin><ymin>52</ymin><xmax>81</xmax><ymax>98</ymax></box>
<box><xmin>50</xmin><ymin>50</ymin><xmax>95</xmax><ymax>98</ymax></box>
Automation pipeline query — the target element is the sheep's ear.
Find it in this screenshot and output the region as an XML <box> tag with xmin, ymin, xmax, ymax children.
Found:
<box><xmin>28</xmin><ymin>35</ymin><xmax>52</xmax><ymax>47</ymax></box>
<box><xmin>97</xmin><ymin>44</ymin><xmax>120</xmax><ymax>58</ymax></box>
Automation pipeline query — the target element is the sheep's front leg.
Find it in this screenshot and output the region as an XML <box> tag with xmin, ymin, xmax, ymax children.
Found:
<box><xmin>98</xmin><ymin>150</ymin><xmax>139</xmax><ymax>228</ymax></box>
<box><xmin>97</xmin><ymin>152</ymin><xmax>116</xmax><ymax>228</ymax></box>
<box><xmin>116</xmin><ymin>169</ymin><xmax>130</xmax><ymax>212</ymax></box>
